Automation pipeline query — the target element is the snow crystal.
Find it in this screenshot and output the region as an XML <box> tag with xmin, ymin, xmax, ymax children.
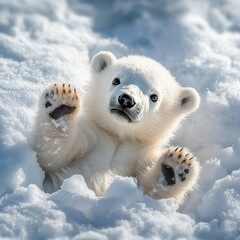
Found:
<box><xmin>51</xmin><ymin>118</ymin><xmax>68</xmax><ymax>133</ymax></box>
<box><xmin>43</xmin><ymin>136</ymin><xmax>50</xmax><ymax>142</ymax></box>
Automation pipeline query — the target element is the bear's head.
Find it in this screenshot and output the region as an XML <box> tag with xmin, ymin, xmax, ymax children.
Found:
<box><xmin>87</xmin><ymin>51</ymin><xmax>200</xmax><ymax>145</ymax></box>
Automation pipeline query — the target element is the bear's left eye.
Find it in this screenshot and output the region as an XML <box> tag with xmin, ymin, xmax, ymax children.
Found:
<box><xmin>150</xmin><ymin>94</ymin><xmax>158</xmax><ymax>102</ymax></box>
<box><xmin>112</xmin><ymin>78</ymin><xmax>121</xmax><ymax>86</ymax></box>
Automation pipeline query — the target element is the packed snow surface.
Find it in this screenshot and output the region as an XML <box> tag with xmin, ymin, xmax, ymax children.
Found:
<box><xmin>0</xmin><ymin>0</ymin><xmax>240</xmax><ymax>239</ymax></box>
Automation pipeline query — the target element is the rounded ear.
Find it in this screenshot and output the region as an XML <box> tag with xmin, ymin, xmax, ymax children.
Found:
<box><xmin>178</xmin><ymin>87</ymin><xmax>200</xmax><ymax>114</ymax></box>
<box><xmin>91</xmin><ymin>51</ymin><xmax>116</xmax><ymax>73</ymax></box>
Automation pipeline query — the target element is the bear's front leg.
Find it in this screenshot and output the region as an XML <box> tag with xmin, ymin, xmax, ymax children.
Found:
<box><xmin>139</xmin><ymin>147</ymin><xmax>200</xmax><ymax>203</ymax></box>
<box><xmin>31</xmin><ymin>83</ymin><xmax>80</xmax><ymax>171</ymax></box>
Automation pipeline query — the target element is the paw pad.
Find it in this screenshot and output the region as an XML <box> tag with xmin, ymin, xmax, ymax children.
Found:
<box><xmin>161</xmin><ymin>164</ymin><xmax>175</xmax><ymax>185</ymax></box>
<box><xmin>160</xmin><ymin>147</ymin><xmax>195</xmax><ymax>186</ymax></box>
<box><xmin>43</xmin><ymin>83</ymin><xmax>80</xmax><ymax>120</ymax></box>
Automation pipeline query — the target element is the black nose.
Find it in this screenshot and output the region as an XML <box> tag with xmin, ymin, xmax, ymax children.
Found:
<box><xmin>118</xmin><ymin>94</ymin><xmax>136</xmax><ymax>108</ymax></box>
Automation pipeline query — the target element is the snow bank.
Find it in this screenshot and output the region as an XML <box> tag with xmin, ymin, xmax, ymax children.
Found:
<box><xmin>0</xmin><ymin>0</ymin><xmax>239</xmax><ymax>239</ymax></box>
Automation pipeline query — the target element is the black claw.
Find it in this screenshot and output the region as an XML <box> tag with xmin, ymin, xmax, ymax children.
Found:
<box><xmin>174</xmin><ymin>147</ymin><xmax>179</xmax><ymax>152</ymax></box>
<box><xmin>169</xmin><ymin>153</ymin><xmax>173</xmax><ymax>158</ymax></box>
<box><xmin>184</xmin><ymin>169</ymin><xmax>189</xmax><ymax>174</ymax></box>
<box><xmin>180</xmin><ymin>148</ymin><xmax>183</xmax><ymax>152</ymax></box>
<box><xmin>182</xmin><ymin>159</ymin><xmax>186</xmax><ymax>163</ymax></box>
<box><xmin>178</xmin><ymin>154</ymin><xmax>182</xmax><ymax>159</ymax></box>
<box><xmin>161</xmin><ymin>164</ymin><xmax>176</xmax><ymax>186</ymax></box>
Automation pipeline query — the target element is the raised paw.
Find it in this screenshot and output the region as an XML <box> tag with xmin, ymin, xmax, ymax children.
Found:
<box><xmin>159</xmin><ymin>147</ymin><xmax>196</xmax><ymax>187</ymax></box>
<box><xmin>43</xmin><ymin>83</ymin><xmax>80</xmax><ymax>120</ymax></box>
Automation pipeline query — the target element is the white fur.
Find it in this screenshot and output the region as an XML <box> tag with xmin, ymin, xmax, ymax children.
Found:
<box><xmin>31</xmin><ymin>51</ymin><xmax>201</xmax><ymax>203</ymax></box>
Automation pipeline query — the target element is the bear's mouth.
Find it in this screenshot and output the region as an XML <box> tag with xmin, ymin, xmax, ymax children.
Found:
<box><xmin>110</xmin><ymin>108</ymin><xmax>133</xmax><ymax>122</ymax></box>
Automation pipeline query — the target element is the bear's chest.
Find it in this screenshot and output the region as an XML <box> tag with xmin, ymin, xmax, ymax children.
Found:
<box><xmin>76</xmin><ymin>136</ymin><xmax>138</xmax><ymax>176</ymax></box>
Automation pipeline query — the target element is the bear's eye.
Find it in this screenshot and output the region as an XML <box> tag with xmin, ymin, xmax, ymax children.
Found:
<box><xmin>150</xmin><ymin>94</ymin><xmax>158</xmax><ymax>102</ymax></box>
<box><xmin>112</xmin><ymin>78</ymin><xmax>121</xmax><ymax>86</ymax></box>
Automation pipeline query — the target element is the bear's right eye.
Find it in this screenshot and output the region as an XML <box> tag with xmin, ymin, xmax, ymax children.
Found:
<box><xmin>112</xmin><ymin>78</ymin><xmax>121</xmax><ymax>86</ymax></box>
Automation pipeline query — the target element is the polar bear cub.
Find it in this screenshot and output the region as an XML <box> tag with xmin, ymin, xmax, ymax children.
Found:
<box><xmin>31</xmin><ymin>51</ymin><xmax>201</xmax><ymax>202</ymax></box>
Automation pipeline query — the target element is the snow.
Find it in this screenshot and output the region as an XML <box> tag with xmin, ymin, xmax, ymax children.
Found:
<box><xmin>0</xmin><ymin>0</ymin><xmax>240</xmax><ymax>239</ymax></box>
